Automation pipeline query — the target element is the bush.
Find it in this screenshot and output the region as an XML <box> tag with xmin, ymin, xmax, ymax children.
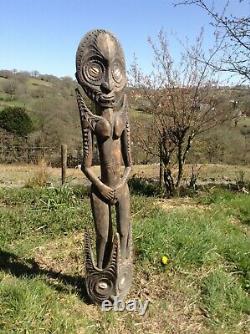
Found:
<box><xmin>128</xmin><ymin>176</ymin><xmax>161</xmax><ymax>196</ymax></box>
<box><xmin>0</xmin><ymin>106</ymin><xmax>33</xmax><ymax>136</ymax></box>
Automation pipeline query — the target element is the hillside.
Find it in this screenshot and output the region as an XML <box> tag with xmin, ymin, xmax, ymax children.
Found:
<box><xmin>0</xmin><ymin>69</ymin><xmax>249</xmax><ymax>165</ymax></box>
<box><xmin>0</xmin><ymin>71</ymin><xmax>80</xmax><ymax>151</ymax></box>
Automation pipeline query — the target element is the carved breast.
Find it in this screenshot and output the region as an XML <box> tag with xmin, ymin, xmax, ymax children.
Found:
<box><xmin>94</xmin><ymin>113</ymin><xmax>126</xmax><ymax>140</ymax></box>
<box><xmin>95</xmin><ymin>118</ymin><xmax>111</xmax><ymax>140</ymax></box>
<box><xmin>113</xmin><ymin>113</ymin><xmax>126</xmax><ymax>139</ymax></box>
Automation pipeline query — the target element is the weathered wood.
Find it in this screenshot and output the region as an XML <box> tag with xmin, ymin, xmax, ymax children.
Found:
<box><xmin>76</xmin><ymin>29</ymin><xmax>133</xmax><ymax>304</ymax></box>
<box><xmin>61</xmin><ymin>144</ymin><xmax>67</xmax><ymax>185</ymax></box>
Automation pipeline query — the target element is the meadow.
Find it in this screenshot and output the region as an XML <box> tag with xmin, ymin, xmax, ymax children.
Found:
<box><xmin>0</xmin><ymin>178</ymin><xmax>249</xmax><ymax>333</ymax></box>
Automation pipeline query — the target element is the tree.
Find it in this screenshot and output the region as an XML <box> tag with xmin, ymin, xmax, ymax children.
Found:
<box><xmin>0</xmin><ymin>70</ymin><xmax>13</xmax><ymax>79</ymax></box>
<box><xmin>0</xmin><ymin>107</ymin><xmax>33</xmax><ymax>137</ymax></box>
<box><xmin>2</xmin><ymin>79</ymin><xmax>17</xmax><ymax>99</ymax></box>
<box><xmin>175</xmin><ymin>0</ymin><xmax>250</xmax><ymax>82</ymax></box>
<box><xmin>31</xmin><ymin>70</ymin><xmax>40</xmax><ymax>78</ymax></box>
<box><xmin>130</xmin><ymin>31</ymin><xmax>235</xmax><ymax>196</ymax></box>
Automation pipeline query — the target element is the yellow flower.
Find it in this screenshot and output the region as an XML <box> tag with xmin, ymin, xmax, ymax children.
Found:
<box><xmin>161</xmin><ymin>256</ymin><xmax>168</xmax><ymax>265</ymax></box>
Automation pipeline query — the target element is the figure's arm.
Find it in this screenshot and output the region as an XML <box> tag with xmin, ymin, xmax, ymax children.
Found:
<box><xmin>81</xmin><ymin>123</ymin><xmax>115</xmax><ymax>201</ymax></box>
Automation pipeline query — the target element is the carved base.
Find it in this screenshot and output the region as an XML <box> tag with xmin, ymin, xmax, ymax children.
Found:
<box><xmin>84</xmin><ymin>230</ymin><xmax>133</xmax><ymax>304</ymax></box>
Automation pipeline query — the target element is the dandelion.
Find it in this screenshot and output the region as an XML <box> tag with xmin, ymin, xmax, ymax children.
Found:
<box><xmin>161</xmin><ymin>255</ymin><xmax>168</xmax><ymax>265</ymax></box>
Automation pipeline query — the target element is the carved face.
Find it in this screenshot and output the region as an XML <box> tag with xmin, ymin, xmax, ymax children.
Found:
<box><xmin>76</xmin><ymin>30</ymin><xmax>126</xmax><ymax>109</ymax></box>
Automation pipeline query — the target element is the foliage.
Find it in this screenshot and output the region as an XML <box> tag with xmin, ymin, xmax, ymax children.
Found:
<box><xmin>128</xmin><ymin>176</ymin><xmax>161</xmax><ymax>196</ymax></box>
<box><xmin>0</xmin><ymin>106</ymin><xmax>33</xmax><ymax>136</ymax></box>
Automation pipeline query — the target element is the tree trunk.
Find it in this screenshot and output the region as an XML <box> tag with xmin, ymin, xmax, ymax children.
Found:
<box><xmin>163</xmin><ymin>164</ymin><xmax>175</xmax><ymax>197</ymax></box>
<box><xmin>176</xmin><ymin>143</ymin><xmax>184</xmax><ymax>189</ymax></box>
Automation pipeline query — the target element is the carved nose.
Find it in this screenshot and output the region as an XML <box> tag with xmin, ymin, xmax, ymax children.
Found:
<box><xmin>101</xmin><ymin>81</ymin><xmax>112</xmax><ymax>94</ymax></box>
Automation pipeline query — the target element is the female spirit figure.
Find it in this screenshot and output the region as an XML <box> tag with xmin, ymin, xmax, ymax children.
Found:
<box><xmin>75</xmin><ymin>30</ymin><xmax>132</xmax><ymax>272</ymax></box>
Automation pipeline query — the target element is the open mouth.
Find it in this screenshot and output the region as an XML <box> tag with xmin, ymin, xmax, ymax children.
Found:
<box><xmin>98</xmin><ymin>93</ymin><xmax>115</xmax><ymax>107</ymax></box>
<box><xmin>84</xmin><ymin>88</ymin><xmax>117</xmax><ymax>108</ymax></box>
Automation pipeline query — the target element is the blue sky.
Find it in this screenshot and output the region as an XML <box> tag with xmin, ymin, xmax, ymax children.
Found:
<box><xmin>0</xmin><ymin>0</ymin><xmax>248</xmax><ymax>78</ymax></box>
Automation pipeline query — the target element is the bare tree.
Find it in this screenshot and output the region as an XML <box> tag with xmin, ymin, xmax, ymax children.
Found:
<box><xmin>31</xmin><ymin>70</ymin><xmax>40</xmax><ymax>78</ymax></box>
<box><xmin>175</xmin><ymin>0</ymin><xmax>250</xmax><ymax>82</ymax></box>
<box><xmin>130</xmin><ymin>30</ymin><xmax>235</xmax><ymax>196</ymax></box>
<box><xmin>2</xmin><ymin>79</ymin><xmax>18</xmax><ymax>99</ymax></box>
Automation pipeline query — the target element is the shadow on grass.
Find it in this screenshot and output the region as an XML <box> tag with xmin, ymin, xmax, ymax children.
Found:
<box><xmin>0</xmin><ymin>249</ymin><xmax>91</xmax><ymax>304</ymax></box>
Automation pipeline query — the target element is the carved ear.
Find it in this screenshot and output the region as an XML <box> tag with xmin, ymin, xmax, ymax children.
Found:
<box><xmin>123</xmin><ymin>93</ymin><xmax>127</xmax><ymax>106</ymax></box>
<box><xmin>75</xmin><ymin>88</ymin><xmax>90</xmax><ymax>115</ymax></box>
<box><xmin>84</xmin><ymin>229</ymin><xmax>98</xmax><ymax>273</ymax></box>
<box><xmin>75</xmin><ymin>87</ymin><xmax>83</xmax><ymax>99</ymax></box>
<box><xmin>121</xmin><ymin>94</ymin><xmax>128</xmax><ymax>112</ymax></box>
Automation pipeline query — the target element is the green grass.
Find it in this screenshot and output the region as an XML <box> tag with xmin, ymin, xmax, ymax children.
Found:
<box><xmin>0</xmin><ymin>186</ymin><xmax>249</xmax><ymax>333</ymax></box>
<box><xmin>0</xmin><ymin>276</ymin><xmax>93</xmax><ymax>334</ymax></box>
<box><xmin>198</xmin><ymin>189</ymin><xmax>250</xmax><ymax>226</ymax></box>
<box><xmin>0</xmin><ymin>187</ymin><xmax>91</xmax><ymax>250</ymax></box>
<box><xmin>201</xmin><ymin>269</ymin><xmax>250</xmax><ymax>328</ymax></box>
<box><xmin>134</xmin><ymin>196</ymin><xmax>250</xmax><ymax>288</ymax></box>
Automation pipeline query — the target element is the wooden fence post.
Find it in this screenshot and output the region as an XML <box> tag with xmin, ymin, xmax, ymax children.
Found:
<box><xmin>61</xmin><ymin>144</ymin><xmax>67</xmax><ymax>185</ymax></box>
<box><xmin>159</xmin><ymin>141</ymin><xmax>164</xmax><ymax>190</ymax></box>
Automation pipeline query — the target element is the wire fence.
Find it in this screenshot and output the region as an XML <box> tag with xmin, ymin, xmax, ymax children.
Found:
<box><xmin>0</xmin><ymin>143</ymin><xmax>83</xmax><ymax>168</ymax></box>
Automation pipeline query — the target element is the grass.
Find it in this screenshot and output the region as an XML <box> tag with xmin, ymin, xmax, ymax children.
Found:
<box><xmin>0</xmin><ymin>186</ymin><xmax>249</xmax><ymax>333</ymax></box>
<box><xmin>198</xmin><ymin>189</ymin><xmax>250</xmax><ymax>226</ymax></box>
<box><xmin>201</xmin><ymin>269</ymin><xmax>250</xmax><ymax>328</ymax></box>
<box><xmin>0</xmin><ymin>276</ymin><xmax>92</xmax><ymax>333</ymax></box>
<box><xmin>27</xmin><ymin>77</ymin><xmax>53</xmax><ymax>88</ymax></box>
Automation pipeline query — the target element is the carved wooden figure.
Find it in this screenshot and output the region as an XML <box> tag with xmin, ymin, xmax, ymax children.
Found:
<box><xmin>75</xmin><ymin>29</ymin><xmax>133</xmax><ymax>304</ymax></box>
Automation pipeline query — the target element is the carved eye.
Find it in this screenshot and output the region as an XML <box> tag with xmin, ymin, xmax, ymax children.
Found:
<box><xmin>84</xmin><ymin>62</ymin><xmax>103</xmax><ymax>82</ymax></box>
<box><xmin>112</xmin><ymin>63</ymin><xmax>123</xmax><ymax>83</ymax></box>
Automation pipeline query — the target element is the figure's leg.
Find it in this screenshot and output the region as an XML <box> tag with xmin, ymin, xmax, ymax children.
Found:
<box><xmin>116</xmin><ymin>184</ymin><xmax>130</xmax><ymax>259</ymax></box>
<box><xmin>90</xmin><ymin>188</ymin><xmax>112</xmax><ymax>268</ymax></box>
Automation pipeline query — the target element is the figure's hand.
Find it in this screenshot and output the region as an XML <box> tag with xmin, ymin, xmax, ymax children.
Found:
<box><xmin>99</xmin><ymin>184</ymin><xmax>115</xmax><ymax>202</ymax></box>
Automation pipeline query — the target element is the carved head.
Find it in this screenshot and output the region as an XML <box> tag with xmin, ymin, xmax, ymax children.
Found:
<box><xmin>76</xmin><ymin>29</ymin><xmax>126</xmax><ymax>109</ymax></box>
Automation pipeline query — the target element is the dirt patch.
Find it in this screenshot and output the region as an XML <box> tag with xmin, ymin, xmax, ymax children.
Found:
<box><xmin>34</xmin><ymin>233</ymin><xmax>84</xmax><ymax>275</ymax></box>
<box><xmin>155</xmin><ymin>198</ymin><xmax>208</xmax><ymax>212</ymax></box>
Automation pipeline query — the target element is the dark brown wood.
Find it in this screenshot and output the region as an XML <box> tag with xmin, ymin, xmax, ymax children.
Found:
<box><xmin>75</xmin><ymin>29</ymin><xmax>133</xmax><ymax>303</ymax></box>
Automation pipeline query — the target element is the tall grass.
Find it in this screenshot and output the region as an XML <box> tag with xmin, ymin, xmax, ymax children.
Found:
<box><xmin>25</xmin><ymin>158</ymin><xmax>50</xmax><ymax>188</ymax></box>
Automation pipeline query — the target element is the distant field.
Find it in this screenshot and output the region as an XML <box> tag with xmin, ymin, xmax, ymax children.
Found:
<box><xmin>0</xmin><ymin>163</ymin><xmax>249</xmax><ymax>188</ymax></box>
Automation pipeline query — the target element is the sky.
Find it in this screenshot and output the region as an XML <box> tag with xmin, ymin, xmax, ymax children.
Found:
<box><xmin>0</xmin><ymin>0</ymin><xmax>249</xmax><ymax>78</ymax></box>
